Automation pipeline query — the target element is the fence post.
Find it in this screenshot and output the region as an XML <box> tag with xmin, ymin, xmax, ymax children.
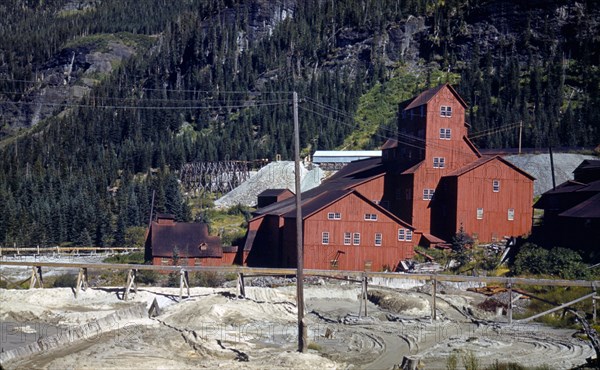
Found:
<box><xmin>432</xmin><ymin>275</ymin><xmax>437</xmax><ymax>321</ymax></box>
<box><xmin>507</xmin><ymin>281</ymin><xmax>513</xmax><ymax>325</ymax></box>
<box><xmin>237</xmin><ymin>272</ymin><xmax>246</xmax><ymax>298</ymax></box>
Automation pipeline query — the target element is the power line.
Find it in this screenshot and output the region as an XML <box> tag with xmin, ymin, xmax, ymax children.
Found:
<box><xmin>0</xmin><ymin>78</ymin><xmax>292</xmax><ymax>95</ymax></box>
<box><xmin>3</xmin><ymin>100</ymin><xmax>289</xmax><ymax>110</ymax></box>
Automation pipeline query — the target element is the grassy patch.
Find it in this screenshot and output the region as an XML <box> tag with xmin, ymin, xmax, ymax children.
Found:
<box><xmin>103</xmin><ymin>251</ymin><xmax>145</xmax><ymax>264</ymax></box>
<box><xmin>340</xmin><ymin>63</ymin><xmax>460</xmax><ymax>150</ymax></box>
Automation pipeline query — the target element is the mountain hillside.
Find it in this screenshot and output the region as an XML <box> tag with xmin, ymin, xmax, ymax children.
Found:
<box><xmin>0</xmin><ymin>0</ymin><xmax>598</xmax><ymax>247</ymax></box>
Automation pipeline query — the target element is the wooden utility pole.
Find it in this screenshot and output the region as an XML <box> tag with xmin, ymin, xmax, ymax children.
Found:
<box><xmin>293</xmin><ymin>91</ymin><xmax>307</xmax><ymax>352</ymax></box>
<box><xmin>549</xmin><ymin>146</ymin><xmax>556</xmax><ymax>190</ymax></box>
<box><xmin>518</xmin><ymin>120</ymin><xmax>523</xmax><ymax>155</ymax></box>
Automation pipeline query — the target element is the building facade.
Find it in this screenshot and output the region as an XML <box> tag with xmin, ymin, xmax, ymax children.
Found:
<box><xmin>241</xmin><ymin>84</ymin><xmax>535</xmax><ymax>271</ymax></box>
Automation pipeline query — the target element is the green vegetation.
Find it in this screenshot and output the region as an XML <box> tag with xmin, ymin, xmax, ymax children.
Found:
<box><xmin>52</xmin><ymin>273</ymin><xmax>77</xmax><ymax>288</ymax></box>
<box><xmin>103</xmin><ymin>251</ymin><xmax>145</xmax><ymax>264</ymax></box>
<box><xmin>0</xmin><ymin>0</ymin><xmax>598</xmax><ymax>249</ymax></box>
<box><xmin>445</xmin><ymin>352</ymin><xmax>553</xmax><ymax>370</ymax></box>
<box><xmin>511</xmin><ymin>243</ymin><xmax>591</xmax><ymax>280</ymax></box>
<box><xmin>342</xmin><ymin>66</ymin><xmax>460</xmax><ymax>149</ymax></box>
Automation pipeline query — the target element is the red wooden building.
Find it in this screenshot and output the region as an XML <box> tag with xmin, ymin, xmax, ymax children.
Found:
<box><xmin>382</xmin><ymin>84</ymin><xmax>534</xmax><ymax>243</ymax></box>
<box><xmin>241</xmin><ymin>84</ymin><xmax>534</xmax><ymax>271</ymax></box>
<box><xmin>145</xmin><ymin>214</ymin><xmax>236</xmax><ymax>267</ymax></box>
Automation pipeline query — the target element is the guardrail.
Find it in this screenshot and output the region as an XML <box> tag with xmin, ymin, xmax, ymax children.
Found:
<box><xmin>0</xmin><ymin>247</ymin><xmax>140</xmax><ymax>256</ymax></box>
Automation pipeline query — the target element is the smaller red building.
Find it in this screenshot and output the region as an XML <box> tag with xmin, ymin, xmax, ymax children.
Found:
<box><xmin>257</xmin><ymin>188</ymin><xmax>294</xmax><ymax>208</ymax></box>
<box><xmin>242</xmin><ymin>187</ymin><xmax>418</xmax><ymax>272</ymax></box>
<box><xmin>145</xmin><ymin>214</ymin><xmax>235</xmax><ymax>267</ymax></box>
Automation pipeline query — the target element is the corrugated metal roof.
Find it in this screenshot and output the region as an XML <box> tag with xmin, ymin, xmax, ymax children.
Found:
<box><xmin>149</xmin><ymin>222</ymin><xmax>222</xmax><ymax>258</ymax></box>
<box><xmin>313</xmin><ymin>150</ymin><xmax>382</xmax><ymax>157</ymax></box>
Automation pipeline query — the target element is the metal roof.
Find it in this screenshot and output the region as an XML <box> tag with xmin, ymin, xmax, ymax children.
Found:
<box><xmin>313</xmin><ymin>150</ymin><xmax>382</xmax><ymax>157</ymax></box>
<box><xmin>559</xmin><ymin>193</ymin><xmax>600</xmax><ymax>218</ymax></box>
<box><xmin>313</xmin><ymin>150</ymin><xmax>382</xmax><ymax>163</ymax></box>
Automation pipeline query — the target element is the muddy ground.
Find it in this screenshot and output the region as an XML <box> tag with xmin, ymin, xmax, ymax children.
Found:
<box><xmin>0</xmin><ymin>270</ymin><xmax>595</xmax><ymax>370</ymax></box>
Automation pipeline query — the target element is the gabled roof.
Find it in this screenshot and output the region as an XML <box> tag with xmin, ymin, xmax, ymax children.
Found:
<box><xmin>149</xmin><ymin>222</ymin><xmax>222</xmax><ymax>258</ymax></box>
<box><xmin>257</xmin><ymin>188</ymin><xmax>293</xmax><ymax>197</ymax></box>
<box><xmin>404</xmin><ymin>84</ymin><xmax>467</xmax><ymax>111</ymax></box>
<box><xmin>282</xmin><ymin>189</ymin><xmax>415</xmax><ymax>229</ymax></box>
<box><xmin>251</xmin><ymin>158</ymin><xmax>387</xmax><ymax>218</ymax></box>
<box><xmin>559</xmin><ymin>193</ymin><xmax>600</xmax><ymax>218</ymax></box>
<box><xmin>463</xmin><ymin>136</ymin><xmax>482</xmax><ymax>157</ymax></box>
<box><xmin>443</xmin><ymin>155</ymin><xmax>536</xmax><ymax>180</ymax></box>
<box><xmin>574</xmin><ymin>159</ymin><xmax>600</xmax><ymax>173</ymax></box>
<box><xmin>401</xmin><ymin>160</ymin><xmax>424</xmax><ymax>175</ymax></box>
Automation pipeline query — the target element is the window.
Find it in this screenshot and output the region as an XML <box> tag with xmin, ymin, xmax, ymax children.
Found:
<box><xmin>353</xmin><ymin>233</ymin><xmax>361</xmax><ymax>245</ymax></box>
<box><xmin>398</xmin><ymin>228</ymin><xmax>405</xmax><ymax>241</ymax></box>
<box><xmin>477</xmin><ymin>208</ymin><xmax>484</xmax><ymax>220</ymax></box>
<box><xmin>508</xmin><ymin>208</ymin><xmax>515</xmax><ymax>221</ymax></box>
<box><xmin>398</xmin><ymin>228</ymin><xmax>412</xmax><ymax>242</ymax></box>
<box><xmin>364</xmin><ymin>213</ymin><xmax>378</xmax><ymax>221</ymax></box>
<box><xmin>440</xmin><ymin>105</ymin><xmax>452</xmax><ymax>117</ymax></box>
<box><xmin>327</xmin><ymin>212</ymin><xmax>341</xmax><ymax>220</ymax></box>
<box><xmin>493</xmin><ymin>180</ymin><xmax>500</xmax><ymax>193</ymax></box>
<box><xmin>375</xmin><ymin>233</ymin><xmax>382</xmax><ymax>246</ymax></box>
<box><xmin>343</xmin><ymin>232</ymin><xmax>351</xmax><ymax>245</ymax></box>
<box><xmin>439</xmin><ymin>128</ymin><xmax>451</xmax><ymax>139</ymax></box>
<box><xmin>423</xmin><ymin>189</ymin><xmax>435</xmax><ymax>200</ymax></box>
<box><xmin>433</xmin><ymin>157</ymin><xmax>446</xmax><ymax>168</ymax></box>
<box><xmin>405</xmin><ymin>188</ymin><xmax>412</xmax><ymax>200</ymax></box>
<box><xmin>322</xmin><ymin>232</ymin><xmax>330</xmax><ymax>245</ymax></box>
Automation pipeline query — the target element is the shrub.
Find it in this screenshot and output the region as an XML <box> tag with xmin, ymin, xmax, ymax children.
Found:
<box><xmin>511</xmin><ymin>243</ymin><xmax>590</xmax><ymax>279</ymax></box>
<box><xmin>193</xmin><ymin>271</ymin><xmax>225</xmax><ymax>287</ymax></box>
<box><xmin>52</xmin><ymin>273</ymin><xmax>77</xmax><ymax>287</ymax></box>
<box><xmin>137</xmin><ymin>269</ymin><xmax>159</xmax><ymax>285</ymax></box>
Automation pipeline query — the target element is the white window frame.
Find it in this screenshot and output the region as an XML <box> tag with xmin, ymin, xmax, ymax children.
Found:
<box><xmin>343</xmin><ymin>232</ymin><xmax>351</xmax><ymax>245</ymax></box>
<box><xmin>423</xmin><ymin>189</ymin><xmax>435</xmax><ymax>200</ymax></box>
<box><xmin>327</xmin><ymin>212</ymin><xmax>341</xmax><ymax>220</ymax></box>
<box><xmin>433</xmin><ymin>157</ymin><xmax>446</xmax><ymax>168</ymax></box>
<box><xmin>364</xmin><ymin>213</ymin><xmax>378</xmax><ymax>221</ymax></box>
<box><xmin>398</xmin><ymin>228</ymin><xmax>405</xmax><ymax>241</ymax></box>
<box><xmin>375</xmin><ymin>233</ymin><xmax>382</xmax><ymax>246</ymax></box>
<box><xmin>406</xmin><ymin>230</ymin><xmax>413</xmax><ymax>241</ymax></box>
<box><xmin>493</xmin><ymin>180</ymin><xmax>500</xmax><ymax>193</ymax></box>
<box><xmin>508</xmin><ymin>208</ymin><xmax>515</xmax><ymax>221</ymax></box>
<box><xmin>322</xmin><ymin>232</ymin><xmax>330</xmax><ymax>245</ymax></box>
<box><xmin>477</xmin><ymin>208</ymin><xmax>484</xmax><ymax>220</ymax></box>
<box><xmin>353</xmin><ymin>233</ymin><xmax>361</xmax><ymax>246</ymax></box>
<box><xmin>440</xmin><ymin>105</ymin><xmax>452</xmax><ymax>117</ymax></box>
<box><xmin>439</xmin><ymin>128</ymin><xmax>451</xmax><ymax>139</ymax></box>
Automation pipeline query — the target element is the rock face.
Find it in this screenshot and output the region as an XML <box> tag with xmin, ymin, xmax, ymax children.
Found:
<box><xmin>1</xmin><ymin>38</ymin><xmax>138</xmax><ymax>135</ymax></box>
